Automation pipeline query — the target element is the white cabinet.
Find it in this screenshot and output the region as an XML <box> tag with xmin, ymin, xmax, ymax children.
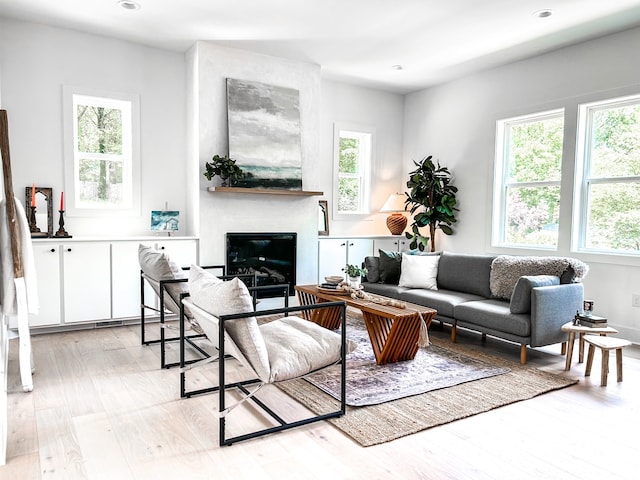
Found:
<box><xmin>62</xmin><ymin>243</ymin><xmax>111</xmax><ymax>323</ymax></box>
<box><xmin>373</xmin><ymin>236</ymin><xmax>410</xmax><ymax>253</ymax></box>
<box><xmin>317</xmin><ymin>238</ymin><xmax>373</xmax><ymax>283</ymax></box>
<box><xmin>28</xmin><ymin>244</ymin><xmax>62</xmax><ymax>327</ymax></box>
<box><xmin>28</xmin><ymin>237</ymin><xmax>198</xmax><ymax>329</ymax></box>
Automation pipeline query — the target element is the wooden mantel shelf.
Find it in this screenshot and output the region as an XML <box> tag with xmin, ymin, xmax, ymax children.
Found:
<box><xmin>207</xmin><ymin>186</ymin><xmax>323</xmax><ymax>196</ymax></box>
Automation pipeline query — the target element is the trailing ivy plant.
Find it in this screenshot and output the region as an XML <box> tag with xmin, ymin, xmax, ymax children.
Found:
<box><xmin>404</xmin><ymin>155</ymin><xmax>458</xmax><ymax>252</ymax></box>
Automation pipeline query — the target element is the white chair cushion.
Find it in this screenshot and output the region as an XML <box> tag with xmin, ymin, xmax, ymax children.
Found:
<box><xmin>138</xmin><ymin>244</ymin><xmax>187</xmax><ymax>314</ymax></box>
<box><xmin>260</xmin><ymin>316</ymin><xmax>350</xmax><ymax>383</ymax></box>
<box><xmin>398</xmin><ymin>252</ymin><xmax>439</xmax><ymax>290</ymax></box>
<box><xmin>187</xmin><ymin>265</ymin><xmax>270</xmax><ymax>381</ymax></box>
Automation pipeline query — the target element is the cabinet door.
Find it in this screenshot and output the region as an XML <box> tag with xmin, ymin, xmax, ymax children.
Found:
<box><xmin>346</xmin><ymin>239</ymin><xmax>374</xmax><ymax>268</ymax></box>
<box><xmin>373</xmin><ymin>236</ymin><xmax>410</xmax><ymax>253</ymax></box>
<box><xmin>112</xmin><ymin>241</ymin><xmax>153</xmax><ymax>319</ymax></box>
<box><xmin>28</xmin><ymin>244</ymin><xmax>62</xmax><ymax>327</ymax></box>
<box><xmin>156</xmin><ymin>240</ymin><xmax>198</xmax><ymax>268</ymax></box>
<box><xmin>318</xmin><ymin>239</ymin><xmax>348</xmax><ymax>283</ymax></box>
<box><xmin>62</xmin><ymin>243</ymin><xmax>111</xmax><ymax>323</ymax></box>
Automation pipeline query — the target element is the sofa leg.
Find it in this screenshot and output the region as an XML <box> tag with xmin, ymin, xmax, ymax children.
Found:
<box><xmin>520</xmin><ymin>345</ymin><xmax>527</xmax><ymax>364</ymax></box>
<box><xmin>561</xmin><ymin>341</ymin><xmax>567</xmax><ymax>355</ymax></box>
<box><xmin>451</xmin><ymin>325</ymin><xmax>457</xmax><ymax>343</ymax></box>
<box><xmin>481</xmin><ymin>333</ymin><xmax>487</xmax><ymax>343</ymax></box>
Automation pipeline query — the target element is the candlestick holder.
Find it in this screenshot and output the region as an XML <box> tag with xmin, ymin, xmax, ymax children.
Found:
<box><xmin>28</xmin><ymin>205</ymin><xmax>48</xmax><ymax>238</ymax></box>
<box><xmin>54</xmin><ymin>210</ymin><xmax>72</xmax><ymax>238</ymax></box>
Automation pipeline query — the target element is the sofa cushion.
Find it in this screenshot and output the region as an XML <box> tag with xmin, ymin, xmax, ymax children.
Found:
<box><xmin>378</xmin><ymin>249</ymin><xmax>403</xmax><ymax>284</ymax></box>
<box><xmin>436</xmin><ymin>251</ymin><xmax>495</xmax><ymax>298</ymax></box>
<box><xmin>362</xmin><ymin>282</ymin><xmax>409</xmax><ymax>299</ymax></box>
<box><xmin>398</xmin><ymin>253</ymin><xmax>439</xmax><ymax>290</ymax></box>
<box><xmin>400</xmin><ymin>288</ymin><xmax>485</xmax><ymax>319</ymax></box>
<box><xmin>364</xmin><ymin>256</ymin><xmax>380</xmax><ymax>283</ymax></box>
<box><xmin>454</xmin><ymin>299</ymin><xmax>531</xmax><ymax>337</ymax></box>
<box><xmin>510</xmin><ymin>275</ymin><xmax>560</xmax><ymax>314</ymax></box>
<box><xmin>187</xmin><ymin>265</ymin><xmax>270</xmax><ymax>382</ymax></box>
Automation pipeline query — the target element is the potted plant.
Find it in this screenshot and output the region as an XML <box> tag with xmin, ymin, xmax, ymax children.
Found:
<box><xmin>203</xmin><ymin>154</ymin><xmax>244</xmax><ymax>187</ymax></box>
<box><xmin>404</xmin><ymin>155</ymin><xmax>458</xmax><ymax>252</ymax></box>
<box><xmin>343</xmin><ymin>264</ymin><xmax>367</xmax><ymax>287</ymax></box>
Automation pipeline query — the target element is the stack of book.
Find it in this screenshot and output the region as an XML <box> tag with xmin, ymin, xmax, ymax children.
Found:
<box><xmin>578</xmin><ymin>314</ymin><xmax>608</xmax><ymax>328</ymax></box>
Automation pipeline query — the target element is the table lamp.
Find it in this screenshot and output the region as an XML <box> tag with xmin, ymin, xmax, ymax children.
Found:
<box><xmin>380</xmin><ymin>193</ymin><xmax>408</xmax><ymax>235</ymax></box>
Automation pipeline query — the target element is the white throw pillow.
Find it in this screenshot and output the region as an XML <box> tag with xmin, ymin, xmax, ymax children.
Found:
<box><xmin>398</xmin><ymin>253</ymin><xmax>439</xmax><ymax>290</ymax></box>
<box><xmin>187</xmin><ymin>265</ymin><xmax>270</xmax><ymax>382</ymax></box>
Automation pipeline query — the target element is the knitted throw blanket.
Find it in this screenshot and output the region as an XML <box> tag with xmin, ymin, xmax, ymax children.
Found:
<box><xmin>490</xmin><ymin>255</ymin><xmax>589</xmax><ymax>300</ymax></box>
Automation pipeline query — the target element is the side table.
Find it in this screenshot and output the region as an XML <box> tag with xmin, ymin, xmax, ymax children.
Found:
<box><xmin>561</xmin><ymin>321</ymin><xmax>618</xmax><ymax>371</ymax></box>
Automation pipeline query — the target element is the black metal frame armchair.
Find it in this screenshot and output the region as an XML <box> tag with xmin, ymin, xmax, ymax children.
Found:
<box><xmin>180</xmin><ymin>296</ymin><xmax>347</xmax><ymax>446</ymax></box>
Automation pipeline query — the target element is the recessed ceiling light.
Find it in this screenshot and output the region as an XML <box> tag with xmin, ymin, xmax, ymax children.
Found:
<box><xmin>117</xmin><ymin>0</ymin><xmax>141</xmax><ymax>10</ymax></box>
<box><xmin>533</xmin><ymin>9</ymin><xmax>553</xmax><ymax>19</ymax></box>
<box><xmin>391</xmin><ymin>65</ymin><xmax>404</xmax><ymax>71</ymax></box>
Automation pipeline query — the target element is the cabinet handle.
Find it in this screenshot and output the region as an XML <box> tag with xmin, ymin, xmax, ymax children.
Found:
<box><xmin>50</xmin><ymin>248</ymin><xmax>56</xmax><ymax>253</ymax></box>
<box><xmin>160</xmin><ymin>246</ymin><xmax>165</xmax><ymax>250</ymax></box>
<box><xmin>66</xmin><ymin>248</ymin><xmax>72</xmax><ymax>252</ymax></box>
<box><xmin>340</xmin><ymin>242</ymin><xmax>346</xmax><ymax>247</ymax></box>
<box><xmin>348</xmin><ymin>242</ymin><xmax>354</xmax><ymax>247</ymax></box>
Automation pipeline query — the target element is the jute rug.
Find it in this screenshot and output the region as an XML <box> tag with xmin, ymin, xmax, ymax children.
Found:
<box><xmin>276</xmin><ymin>314</ymin><xmax>577</xmax><ymax>447</ymax></box>
<box><xmin>304</xmin><ymin>315</ymin><xmax>509</xmax><ymax>406</ymax></box>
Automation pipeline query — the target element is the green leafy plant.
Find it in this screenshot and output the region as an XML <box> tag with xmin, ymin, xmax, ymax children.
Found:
<box><xmin>343</xmin><ymin>264</ymin><xmax>367</xmax><ymax>278</ymax></box>
<box><xmin>404</xmin><ymin>155</ymin><xmax>459</xmax><ymax>252</ymax></box>
<box><xmin>203</xmin><ymin>154</ymin><xmax>244</xmax><ymax>186</ymax></box>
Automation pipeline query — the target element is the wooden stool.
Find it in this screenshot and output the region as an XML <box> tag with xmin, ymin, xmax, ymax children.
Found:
<box><xmin>584</xmin><ymin>336</ymin><xmax>632</xmax><ymax>386</ymax></box>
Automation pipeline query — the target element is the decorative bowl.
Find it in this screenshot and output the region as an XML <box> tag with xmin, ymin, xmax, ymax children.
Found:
<box><xmin>324</xmin><ymin>275</ymin><xmax>344</xmax><ymax>285</ymax></box>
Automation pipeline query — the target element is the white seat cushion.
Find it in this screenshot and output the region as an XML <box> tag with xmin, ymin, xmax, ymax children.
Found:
<box><xmin>260</xmin><ymin>316</ymin><xmax>349</xmax><ymax>382</ymax></box>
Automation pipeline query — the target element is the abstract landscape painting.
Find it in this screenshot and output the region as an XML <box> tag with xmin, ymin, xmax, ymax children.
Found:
<box><xmin>227</xmin><ymin>78</ymin><xmax>302</xmax><ymax>190</ymax></box>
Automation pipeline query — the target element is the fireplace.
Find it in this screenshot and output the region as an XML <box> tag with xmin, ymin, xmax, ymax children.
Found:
<box><xmin>226</xmin><ymin>232</ymin><xmax>297</xmax><ymax>297</ymax></box>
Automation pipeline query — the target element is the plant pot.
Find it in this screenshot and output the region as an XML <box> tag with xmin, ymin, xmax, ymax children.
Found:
<box><xmin>349</xmin><ymin>276</ymin><xmax>361</xmax><ymax>288</ymax></box>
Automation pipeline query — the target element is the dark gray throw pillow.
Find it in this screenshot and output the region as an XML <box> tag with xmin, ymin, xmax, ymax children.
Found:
<box><xmin>364</xmin><ymin>256</ymin><xmax>380</xmax><ymax>283</ymax></box>
<box><xmin>378</xmin><ymin>249</ymin><xmax>402</xmax><ymax>284</ymax></box>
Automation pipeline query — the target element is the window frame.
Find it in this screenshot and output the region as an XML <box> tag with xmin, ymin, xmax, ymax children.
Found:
<box><xmin>63</xmin><ymin>86</ymin><xmax>141</xmax><ymax>217</ymax></box>
<box><xmin>573</xmin><ymin>93</ymin><xmax>640</xmax><ymax>256</ymax></box>
<box><xmin>332</xmin><ymin>122</ymin><xmax>374</xmax><ymax>220</ymax></box>
<box><xmin>492</xmin><ymin>108</ymin><xmax>564</xmax><ymax>250</ymax></box>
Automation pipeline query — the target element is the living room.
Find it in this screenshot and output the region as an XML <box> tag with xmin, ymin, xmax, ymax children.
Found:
<box><xmin>1</xmin><ymin>1</ymin><xmax>640</xmax><ymax>478</ymax></box>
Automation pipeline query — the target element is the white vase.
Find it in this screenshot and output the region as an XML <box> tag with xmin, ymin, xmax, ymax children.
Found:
<box><xmin>349</xmin><ymin>276</ymin><xmax>361</xmax><ymax>288</ymax></box>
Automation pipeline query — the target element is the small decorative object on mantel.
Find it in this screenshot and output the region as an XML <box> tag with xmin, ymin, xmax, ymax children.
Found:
<box><xmin>54</xmin><ymin>191</ymin><xmax>72</xmax><ymax>238</ymax></box>
<box><xmin>203</xmin><ymin>154</ymin><xmax>244</xmax><ymax>187</ymax></box>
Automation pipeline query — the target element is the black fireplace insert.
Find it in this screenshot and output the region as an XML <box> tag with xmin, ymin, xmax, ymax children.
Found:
<box><xmin>226</xmin><ymin>232</ymin><xmax>296</xmax><ymax>298</ymax></box>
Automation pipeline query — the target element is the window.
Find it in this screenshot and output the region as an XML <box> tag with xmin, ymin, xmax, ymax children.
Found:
<box><xmin>574</xmin><ymin>95</ymin><xmax>640</xmax><ymax>254</ymax></box>
<box><xmin>63</xmin><ymin>87</ymin><xmax>140</xmax><ymax>216</ymax></box>
<box><xmin>493</xmin><ymin>109</ymin><xmax>564</xmax><ymax>248</ymax></box>
<box><xmin>333</xmin><ymin>123</ymin><xmax>373</xmax><ymax>217</ymax></box>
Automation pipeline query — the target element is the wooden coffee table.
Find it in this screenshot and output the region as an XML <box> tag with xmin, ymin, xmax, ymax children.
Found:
<box><xmin>295</xmin><ymin>284</ymin><xmax>437</xmax><ymax>365</ymax></box>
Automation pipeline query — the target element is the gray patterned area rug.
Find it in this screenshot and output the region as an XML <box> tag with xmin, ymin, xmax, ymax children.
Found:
<box><xmin>305</xmin><ymin>315</ymin><xmax>509</xmax><ymax>406</ymax></box>
<box><xmin>276</xmin><ymin>312</ymin><xmax>578</xmax><ymax>447</ymax></box>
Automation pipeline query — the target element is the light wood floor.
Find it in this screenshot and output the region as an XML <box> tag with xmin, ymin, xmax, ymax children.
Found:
<box><xmin>2</xmin><ymin>318</ymin><xmax>640</xmax><ymax>480</ymax></box>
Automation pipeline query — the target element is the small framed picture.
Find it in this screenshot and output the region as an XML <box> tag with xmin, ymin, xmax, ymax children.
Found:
<box><xmin>318</xmin><ymin>200</ymin><xmax>329</xmax><ymax>236</ymax></box>
<box><xmin>150</xmin><ymin>210</ymin><xmax>179</xmax><ymax>233</ymax></box>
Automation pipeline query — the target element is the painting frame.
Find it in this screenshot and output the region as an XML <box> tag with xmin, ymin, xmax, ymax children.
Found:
<box><xmin>226</xmin><ymin>78</ymin><xmax>303</xmax><ymax>190</ymax></box>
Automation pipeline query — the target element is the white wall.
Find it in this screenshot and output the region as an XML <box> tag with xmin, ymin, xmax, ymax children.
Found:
<box><xmin>0</xmin><ymin>18</ymin><xmax>187</xmax><ymax>236</ymax></box>
<box><xmin>191</xmin><ymin>42</ymin><xmax>322</xmax><ymax>284</ymax></box>
<box><xmin>404</xmin><ymin>26</ymin><xmax>640</xmax><ymax>342</ymax></box>
<box><xmin>319</xmin><ymin>80</ymin><xmax>405</xmax><ymax>236</ymax></box>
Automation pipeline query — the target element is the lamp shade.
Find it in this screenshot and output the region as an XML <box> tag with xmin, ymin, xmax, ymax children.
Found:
<box><xmin>380</xmin><ymin>193</ymin><xmax>408</xmax><ymax>235</ymax></box>
<box><xmin>380</xmin><ymin>193</ymin><xmax>407</xmax><ymax>213</ymax></box>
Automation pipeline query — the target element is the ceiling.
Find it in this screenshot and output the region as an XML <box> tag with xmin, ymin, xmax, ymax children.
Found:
<box><xmin>2</xmin><ymin>0</ymin><xmax>640</xmax><ymax>94</ymax></box>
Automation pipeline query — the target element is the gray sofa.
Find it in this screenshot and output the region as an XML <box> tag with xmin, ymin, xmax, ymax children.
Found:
<box><xmin>361</xmin><ymin>251</ymin><xmax>587</xmax><ymax>364</ymax></box>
